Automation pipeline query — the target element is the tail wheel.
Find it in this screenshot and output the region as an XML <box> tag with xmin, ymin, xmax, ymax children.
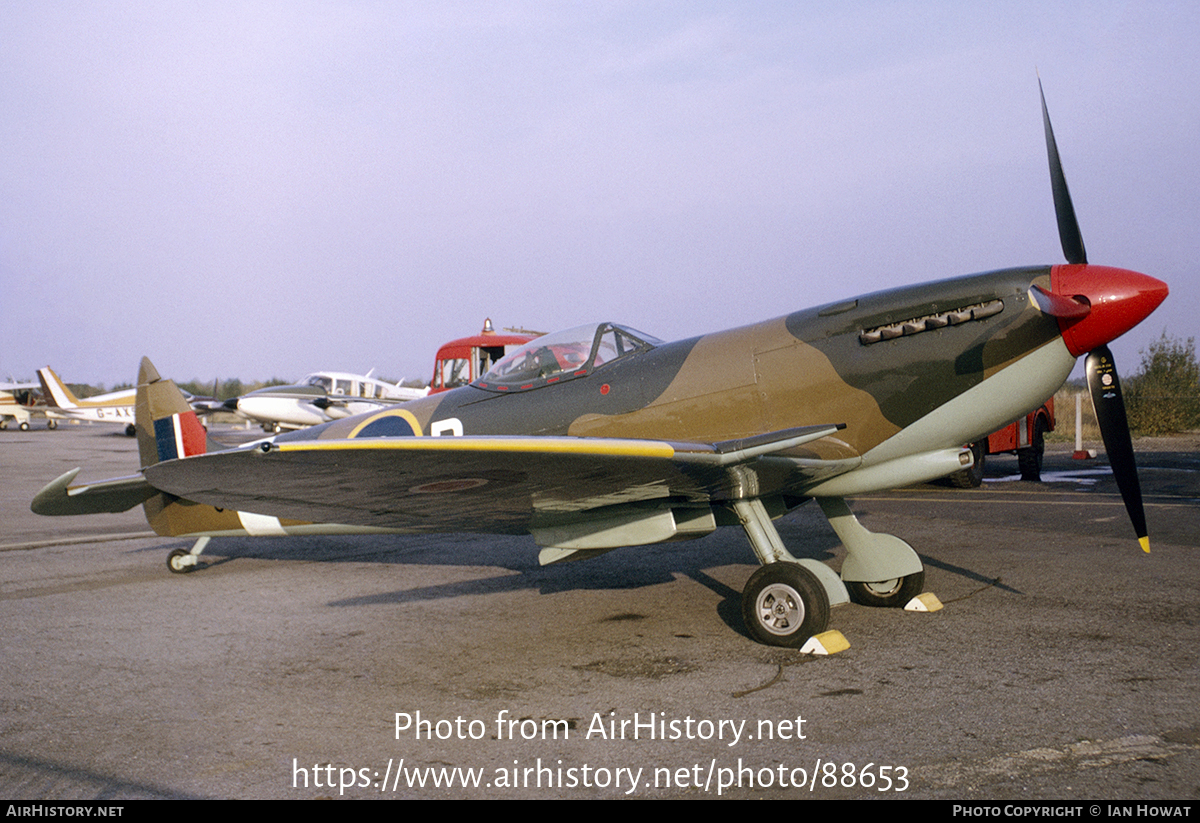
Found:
<box><xmin>167</xmin><ymin>549</ymin><xmax>194</xmax><ymax>574</ymax></box>
<box><xmin>741</xmin><ymin>563</ymin><xmax>830</xmax><ymax>647</ymax></box>
<box><xmin>846</xmin><ymin>570</ymin><xmax>925</xmax><ymax>608</ymax></box>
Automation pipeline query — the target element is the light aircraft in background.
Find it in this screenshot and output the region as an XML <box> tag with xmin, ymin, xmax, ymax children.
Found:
<box><xmin>38</xmin><ymin>367</ymin><xmax>137</xmax><ymax>435</ymax></box>
<box><xmin>1</xmin><ymin>380</ymin><xmax>42</xmax><ymax>430</ymax></box>
<box><xmin>31</xmin><ymin>85</ymin><xmax>1168</xmax><ymax>647</ymax></box>
<box><xmin>224</xmin><ymin>371</ymin><xmax>430</xmax><ymax>432</ymax></box>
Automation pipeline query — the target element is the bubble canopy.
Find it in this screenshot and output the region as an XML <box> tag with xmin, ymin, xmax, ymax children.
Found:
<box><xmin>474</xmin><ymin>323</ymin><xmax>662</xmax><ymax>392</ymax></box>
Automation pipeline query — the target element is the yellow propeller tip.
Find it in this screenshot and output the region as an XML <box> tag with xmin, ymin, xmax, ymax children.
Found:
<box><xmin>1139</xmin><ymin>536</ymin><xmax>1150</xmax><ymax>554</ymax></box>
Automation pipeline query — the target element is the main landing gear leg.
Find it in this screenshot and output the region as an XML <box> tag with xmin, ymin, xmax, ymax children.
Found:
<box><xmin>816</xmin><ymin>497</ymin><xmax>924</xmax><ymax>608</ymax></box>
<box><xmin>731</xmin><ymin>498</ymin><xmax>847</xmax><ymax>647</ymax></box>
<box><xmin>167</xmin><ymin>536</ymin><xmax>210</xmax><ymax>574</ymax></box>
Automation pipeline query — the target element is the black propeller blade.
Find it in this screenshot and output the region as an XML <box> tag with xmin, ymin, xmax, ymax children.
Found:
<box><xmin>1040</xmin><ymin>78</ymin><xmax>1088</xmax><ymax>266</ymax></box>
<box><xmin>1085</xmin><ymin>346</ymin><xmax>1149</xmax><ymax>552</ymax></box>
<box><xmin>1042</xmin><ymin>81</ymin><xmax>1148</xmax><ymax>551</ymax></box>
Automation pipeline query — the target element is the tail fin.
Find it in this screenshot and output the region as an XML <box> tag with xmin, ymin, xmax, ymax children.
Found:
<box><xmin>37</xmin><ymin>367</ymin><xmax>79</xmax><ymax>409</ymax></box>
<box><xmin>135</xmin><ymin>357</ymin><xmax>209</xmax><ymax>468</ymax></box>
<box><xmin>134</xmin><ymin>357</ymin><xmax>253</xmax><ymax>537</ymax></box>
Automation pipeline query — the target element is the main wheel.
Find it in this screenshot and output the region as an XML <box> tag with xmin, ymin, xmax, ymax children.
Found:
<box><xmin>167</xmin><ymin>548</ymin><xmax>193</xmax><ymax>574</ymax></box>
<box><xmin>947</xmin><ymin>442</ymin><xmax>984</xmax><ymax>488</ymax></box>
<box><xmin>1018</xmin><ymin>417</ymin><xmax>1048</xmax><ymax>481</ymax></box>
<box><xmin>741</xmin><ymin>563</ymin><xmax>830</xmax><ymax>647</ymax></box>
<box><xmin>846</xmin><ymin>570</ymin><xmax>925</xmax><ymax>608</ymax></box>
<box><xmin>47</xmin><ymin>419</ymin><xmax>57</xmax><ymax>430</ymax></box>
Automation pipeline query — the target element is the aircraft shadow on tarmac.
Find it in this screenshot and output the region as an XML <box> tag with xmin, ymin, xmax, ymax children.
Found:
<box><xmin>131</xmin><ymin>499</ymin><xmax>1028</xmax><ymax>643</ymax></box>
<box><xmin>133</xmin><ymin>508</ymin><xmax>851</xmax><ymax>642</ymax></box>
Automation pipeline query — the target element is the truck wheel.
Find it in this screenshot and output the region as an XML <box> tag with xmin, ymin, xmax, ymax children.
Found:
<box><xmin>1018</xmin><ymin>418</ymin><xmax>1048</xmax><ymax>481</ymax></box>
<box><xmin>948</xmin><ymin>442</ymin><xmax>984</xmax><ymax>488</ymax></box>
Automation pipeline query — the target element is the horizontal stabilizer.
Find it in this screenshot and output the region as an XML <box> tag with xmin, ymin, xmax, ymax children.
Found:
<box><xmin>32</xmin><ymin>468</ymin><xmax>158</xmax><ymax>516</ymax></box>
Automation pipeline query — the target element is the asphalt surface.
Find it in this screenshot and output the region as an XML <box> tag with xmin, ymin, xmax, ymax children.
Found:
<box><xmin>3</xmin><ymin>421</ymin><xmax>1199</xmax><ymax>799</ymax></box>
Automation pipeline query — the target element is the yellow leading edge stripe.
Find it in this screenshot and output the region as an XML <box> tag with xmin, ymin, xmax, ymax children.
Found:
<box><xmin>275</xmin><ymin>437</ymin><xmax>677</xmax><ymax>459</ymax></box>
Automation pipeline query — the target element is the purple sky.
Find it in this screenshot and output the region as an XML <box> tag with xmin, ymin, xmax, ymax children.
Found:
<box><xmin>3</xmin><ymin>2</ymin><xmax>1196</xmax><ymax>389</ymax></box>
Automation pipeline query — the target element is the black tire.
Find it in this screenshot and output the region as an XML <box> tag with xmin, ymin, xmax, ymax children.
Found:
<box><xmin>847</xmin><ymin>570</ymin><xmax>925</xmax><ymax>608</ymax></box>
<box><xmin>125</xmin><ymin>424</ymin><xmax>137</xmax><ymax>437</ymax></box>
<box><xmin>47</xmin><ymin>419</ymin><xmax>57</xmax><ymax>430</ymax></box>
<box><xmin>1018</xmin><ymin>417</ymin><xmax>1048</xmax><ymax>481</ymax></box>
<box><xmin>167</xmin><ymin>549</ymin><xmax>193</xmax><ymax>574</ymax></box>
<box><xmin>948</xmin><ymin>442</ymin><xmax>984</xmax><ymax>488</ymax></box>
<box><xmin>741</xmin><ymin>563</ymin><xmax>830</xmax><ymax>647</ymax></box>
<box><xmin>19</xmin><ymin>421</ymin><xmax>30</xmax><ymax>431</ymax></box>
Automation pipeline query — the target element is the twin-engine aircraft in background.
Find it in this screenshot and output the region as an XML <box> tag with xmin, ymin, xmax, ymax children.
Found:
<box><xmin>223</xmin><ymin>371</ymin><xmax>430</xmax><ymax>432</ymax></box>
<box><xmin>32</xmin><ymin>86</ymin><xmax>1168</xmax><ymax>647</ymax></box>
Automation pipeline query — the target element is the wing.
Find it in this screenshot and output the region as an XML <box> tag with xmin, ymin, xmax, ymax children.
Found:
<box><xmin>142</xmin><ymin>426</ymin><xmax>853</xmax><ymax>544</ymax></box>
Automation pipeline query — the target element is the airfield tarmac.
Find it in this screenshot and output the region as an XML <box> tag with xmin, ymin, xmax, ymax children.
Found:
<box><xmin>2</xmin><ymin>422</ymin><xmax>1198</xmax><ymax>800</ymax></box>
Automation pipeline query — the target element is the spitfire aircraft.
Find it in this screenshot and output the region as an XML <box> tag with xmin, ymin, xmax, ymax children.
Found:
<box><xmin>32</xmin><ymin>86</ymin><xmax>1168</xmax><ymax>647</ymax></box>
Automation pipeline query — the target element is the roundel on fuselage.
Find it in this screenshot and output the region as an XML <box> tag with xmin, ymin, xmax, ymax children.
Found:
<box><xmin>349</xmin><ymin>408</ymin><xmax>422</xmax><ymax>438</ymax></box>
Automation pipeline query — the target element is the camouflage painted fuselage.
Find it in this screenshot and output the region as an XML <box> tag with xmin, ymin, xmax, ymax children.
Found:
<box><xmin>281</xmin><ymin>266</ymin><xmax>1067</xmax><ymax>474</ymax></box>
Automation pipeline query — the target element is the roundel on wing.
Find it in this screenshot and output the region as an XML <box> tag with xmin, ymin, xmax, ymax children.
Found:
<box><xmin>349</xmin><ymin>409</ymin><xmax>422</xmax><ymax>438</ymax></box>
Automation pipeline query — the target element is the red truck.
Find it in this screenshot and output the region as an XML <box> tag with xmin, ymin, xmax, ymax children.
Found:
<box><xmin>949</xmin><ymin>398</ymin><xmax>1055</xmax><ymax>487</ymax></box>
<box><xmin>429</xmin><ymin>319</ymin><xmax>537</xmax><ymax>394</ymax></box>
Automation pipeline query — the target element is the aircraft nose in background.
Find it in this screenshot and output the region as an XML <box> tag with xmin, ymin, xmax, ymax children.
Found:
<box><xmin>1050</xmin><ymin>264</ymin><xmax>1169</xmax><ymax>357</ymax></box>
